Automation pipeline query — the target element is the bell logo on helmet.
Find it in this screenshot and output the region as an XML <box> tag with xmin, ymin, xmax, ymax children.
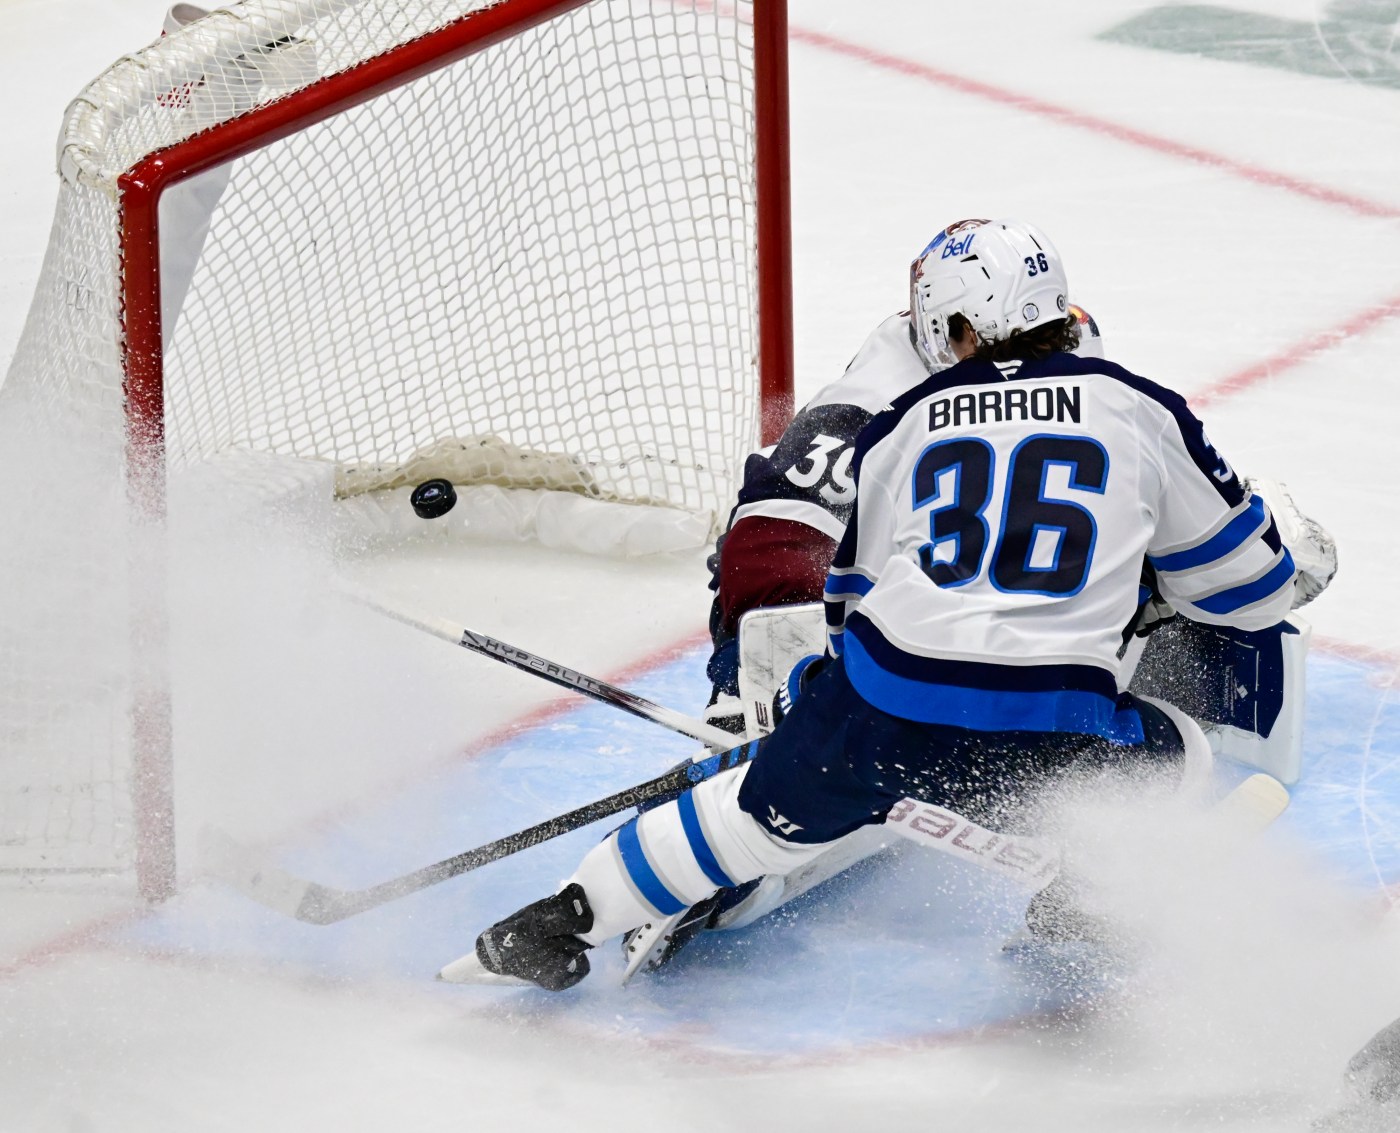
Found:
<box><xmin>941</xmin><ymin>232</ymin><xmax>976</xmax><ymax>259</ymax></box>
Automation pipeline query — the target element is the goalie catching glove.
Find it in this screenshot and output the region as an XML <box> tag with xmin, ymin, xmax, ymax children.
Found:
<box><xmin>1248</xmin><ymin>478</ymin><xmax>1337</xmax><ymax>608</ymax></box>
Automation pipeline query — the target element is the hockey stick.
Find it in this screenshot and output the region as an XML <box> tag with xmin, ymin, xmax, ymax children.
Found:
<box><xmin>202</xmin><ymin>745</ymin><xmax>756</xmax><ymax>925</ymax></box>
<box><xmin>339</xmin><ymin>593</ymin><xmax>1288</xmax><ymax>911</ymax></box>
<box><xmin>348</xmin><ymin>590</ymin><xmax>737</xmax><ymax>751</ymax></box>
<box><xmin>343</xmin><ymin>591</ymin><xmax>1219</xmax><ymax>893</ymax></box>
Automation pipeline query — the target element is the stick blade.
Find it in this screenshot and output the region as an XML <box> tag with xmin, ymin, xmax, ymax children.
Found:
<box><xmin>1215</xmin><ymin>772</ymin><xmax>1291</xmax><ymax>834</ymax></box>
<box><xmin>199</xmin><ymin>826</ymin><xmax>330</xmax><ymax>922</ymax></box>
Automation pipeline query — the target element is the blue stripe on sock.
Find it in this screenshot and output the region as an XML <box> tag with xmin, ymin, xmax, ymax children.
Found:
<box><xmin>616</xmin><ymin>819</ymin><xmax>686</xmax><ymax>916</ymax></box>
<box><xmin>677</xmin><ymin>790</ymin><xmax>735</xmax><ymax>889</ymax></box>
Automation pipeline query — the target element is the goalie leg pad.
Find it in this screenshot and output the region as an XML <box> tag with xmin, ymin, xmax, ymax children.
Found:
<box><xmin>1129</xmin><ymin>614</ymin><xmax>1310</xmax><ymax>784</ymax></box>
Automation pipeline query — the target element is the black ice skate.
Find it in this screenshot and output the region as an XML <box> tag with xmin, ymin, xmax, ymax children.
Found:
<box><xmin>439</xmin><ymin>883</ymin><xmax>594</xmax><ymax>991</ymax></box>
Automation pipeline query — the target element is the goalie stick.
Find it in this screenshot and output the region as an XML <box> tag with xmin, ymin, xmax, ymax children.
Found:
<box><xmin>202</xmin><ymin>745</ymin><xmax>756</xmax><ymax>925</ymax></box>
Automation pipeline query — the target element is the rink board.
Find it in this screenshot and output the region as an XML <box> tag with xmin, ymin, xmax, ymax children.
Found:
<box><xmin>115</xmin><ymin>647</ymin><xmax>1400</xmax><ymax>1059</ymax></box>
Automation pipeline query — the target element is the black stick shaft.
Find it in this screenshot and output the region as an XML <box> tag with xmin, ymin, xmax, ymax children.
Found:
<box><xmin>294</xmin><ymin>745</ymin><xmax>755</xmax><ymax>924</ymax></box>
<box><xmin>353</xmin><ymin>594</ymin><xmax>737</xmax><ymax>750</ymax></box>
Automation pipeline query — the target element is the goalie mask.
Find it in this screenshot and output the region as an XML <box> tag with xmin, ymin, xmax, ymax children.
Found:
<box><xmin>909</xmin><ymin>218</ymin><xmax>1070</xmax><ymax>369</ymax></box>
<box><xmin>1068</xmin><ymin>302</ymin><xmax>1104</xmax><ymax>359</ymax></box>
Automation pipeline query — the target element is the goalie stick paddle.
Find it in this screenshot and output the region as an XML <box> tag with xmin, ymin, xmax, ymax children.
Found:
<box><xmin>202</xmin><ymin>744</ymin><xmax>756</xmax><ymax>925</ymax></box>
<box><xmin>346</xmin><ymin>590</ymin><xmax>738</xmax><ymax>752</ymax></box>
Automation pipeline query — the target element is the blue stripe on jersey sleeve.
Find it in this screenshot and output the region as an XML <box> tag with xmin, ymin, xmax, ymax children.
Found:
<box><xmin>676</xmin><ymin>791</ymin><xmax>735</xmax><ymax>889</ymax></box>
<box><xmin>1193</xmin><ymin>551</ymin><xmax>1296</xmax><ymax>615</ymax></box>
<box><xmin>615</xmin><ymin>819</ymin><xmax>686</xmax><ymax>916</ymax></box>
<box><xmin>1150</xmin><ymin>495</ymin><xmax>1267</xmax><ymax>574</ymax></box>
<box><xmin>823</xmin><ymin>569</ymin><xmax>875</xmax><ymax>601</ymax></box>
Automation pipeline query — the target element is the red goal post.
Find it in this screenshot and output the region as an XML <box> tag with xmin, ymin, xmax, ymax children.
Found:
<box><xmin>0</xmin><ymin>0</ymin><xmax>792</xmax><ymax>899</ymax></box>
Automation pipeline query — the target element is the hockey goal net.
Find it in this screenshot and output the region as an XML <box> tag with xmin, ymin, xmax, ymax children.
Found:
<box><xmin>0</xmin><ymin>0</ymin><xmax>791</xmax><ymax>896</ymax></box>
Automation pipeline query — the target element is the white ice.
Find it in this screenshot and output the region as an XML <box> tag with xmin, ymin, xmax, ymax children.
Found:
<box><xmin>4</xmin><ymin>1</ymin><xmax>1400</xmax><ymax>1129</ymax></box>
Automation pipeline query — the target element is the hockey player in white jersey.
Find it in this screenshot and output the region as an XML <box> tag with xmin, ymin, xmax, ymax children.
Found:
<box><xmin>702</xmin><ymin>270</ymin><xmax>1102</xmax><ymax>735</ymax></box>
<box><xmin>449</xmin><ymin>218</ymin><xmax>1335</xmax><ymax>991</ymax></box>
<box><xmin>676</xmin><ymin>250</ymin><xmax>1103</xmax><ymax>962</ymax></box>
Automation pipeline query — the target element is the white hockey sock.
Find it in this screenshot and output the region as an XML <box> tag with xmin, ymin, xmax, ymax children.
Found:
<box><xmin>571</xmin><ymin>762</ymin><xmax>832</xmax><ymax>945</ymax></box>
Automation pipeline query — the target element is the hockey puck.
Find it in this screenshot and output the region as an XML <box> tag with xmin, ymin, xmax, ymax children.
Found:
<box><xmin>410</xmin><ymin>478</ymin><xmax>457</xmax><ymax>519</ymax></box>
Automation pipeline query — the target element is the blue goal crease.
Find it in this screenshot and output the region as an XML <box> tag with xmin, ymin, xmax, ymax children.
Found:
<box><xmin>111</xmin><ymin>647</ymin><xmax>1400</xmax><ymax>1057</ymax></box>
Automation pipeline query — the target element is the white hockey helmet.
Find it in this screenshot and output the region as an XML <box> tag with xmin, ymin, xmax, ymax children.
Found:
<box><xmin>1068</xmin><ymin>302</ymin><xmax>1104</xmax><ymax>359</ymax></box>
<box><xmin>909</xmin><ymin>218</ymin><xmax>1071</xmax><ymax>369</ymax></box>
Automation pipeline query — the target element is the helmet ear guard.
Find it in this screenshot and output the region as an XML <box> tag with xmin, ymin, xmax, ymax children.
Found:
<box><xmin>909</xmin><ymin>218</ymin><xmax>1071</xmax><ymax>369</ymax></box>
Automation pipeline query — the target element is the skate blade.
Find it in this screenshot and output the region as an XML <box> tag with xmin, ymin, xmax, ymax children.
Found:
<box><xmin>436</xmin><ymin>950</ymin><xmax>533</xmax><ymax>987</ymax></box>
<box><xmin>619</xmin><ymin>911</ymin><xmax>688</xmax><ymax>985</ymax></box>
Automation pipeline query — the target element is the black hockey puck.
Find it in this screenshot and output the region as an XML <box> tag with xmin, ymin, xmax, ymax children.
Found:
<box><xmin>410</xmin><ymin>478</ymin><xmax>457</xmax><ymax>519</ymax></box>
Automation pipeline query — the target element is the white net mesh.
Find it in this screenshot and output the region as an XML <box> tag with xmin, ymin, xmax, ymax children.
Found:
<box><xmin>0</xmin><ymin>0</ymin><xmax>765</xmax><ymax>879</ymax></box>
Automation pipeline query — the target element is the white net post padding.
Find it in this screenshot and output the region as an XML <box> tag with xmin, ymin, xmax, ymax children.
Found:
<box><xmin>0</xmin><ymin>0</ymin><xmax>788</xmax><ymax>891</ymax></box>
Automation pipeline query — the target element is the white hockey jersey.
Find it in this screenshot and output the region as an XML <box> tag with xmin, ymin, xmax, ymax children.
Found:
<box><xmin>824</xmin><ymin>352</ymin><xmax>1296</xmax><ymax>743</ymax></box>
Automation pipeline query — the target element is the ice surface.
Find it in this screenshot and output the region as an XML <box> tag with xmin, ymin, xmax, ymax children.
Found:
<box><xmin>4</xmin><ymin>1</ymin><xmax>1400</xmax><ymax>1129</ymax></box>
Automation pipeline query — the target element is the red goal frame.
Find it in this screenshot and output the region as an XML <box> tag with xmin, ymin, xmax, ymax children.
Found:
<box><xmin>115</xmin><ymin>0</ymin><xmax>793</xmax><ymax>900</ymax></box>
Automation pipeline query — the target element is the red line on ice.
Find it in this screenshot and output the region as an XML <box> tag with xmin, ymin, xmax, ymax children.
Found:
<box><xmin>788</xmin><ymin>27</ymin><xmax>1400</xmax><ymax>401</ymax></box>
<box><xmin>1191</xmin><ymin>293</ymin><xmax>1400</xmax><ymax>407</ymax></box>
<box><xmin>789</xmin><ymin>25</ymin><xmax>1400</xmax><ymax>221</ymax></box>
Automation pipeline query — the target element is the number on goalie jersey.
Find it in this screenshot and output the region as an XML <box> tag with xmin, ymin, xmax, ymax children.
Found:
<box><xmin>705</xmin><ymin>300</ymin><xmax>1104</xmax><ymax>721</ymax></box>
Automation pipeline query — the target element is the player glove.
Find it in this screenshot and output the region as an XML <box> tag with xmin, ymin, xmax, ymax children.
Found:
<box><xmin>770</xmin><ymin>653</ymin><xmax>826</xmax><ymax>729</ymax></box>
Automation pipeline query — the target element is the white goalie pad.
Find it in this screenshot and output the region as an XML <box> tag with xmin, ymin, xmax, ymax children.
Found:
<box><xmin>737</xmin><ymin>601</ymin><xmax>826</xmax><ymax>738</ymax></box>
